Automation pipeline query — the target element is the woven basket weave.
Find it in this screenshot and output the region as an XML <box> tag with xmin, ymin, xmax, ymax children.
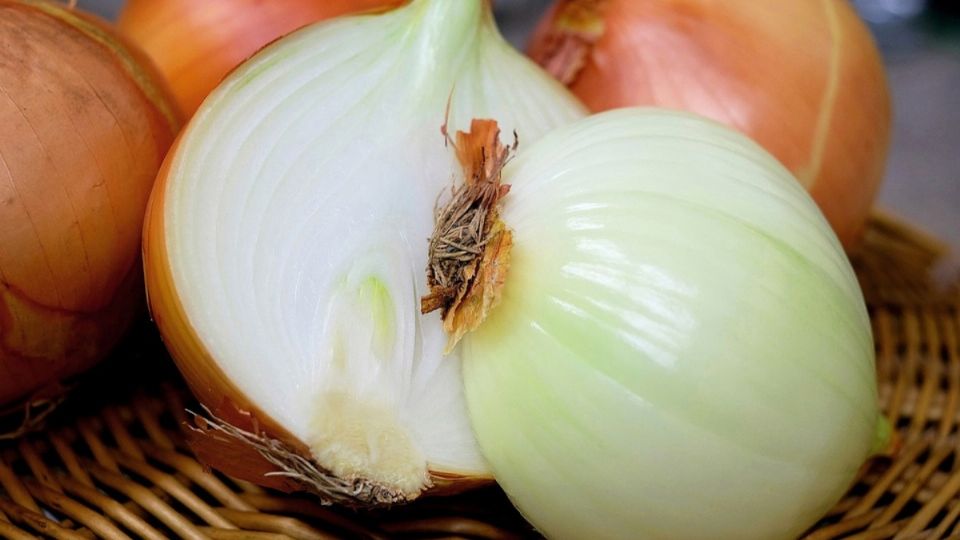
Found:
<box><xmin>0</xmin><ymin>213</ymin><xmax>956</xmax><ymax>539</ymax></box>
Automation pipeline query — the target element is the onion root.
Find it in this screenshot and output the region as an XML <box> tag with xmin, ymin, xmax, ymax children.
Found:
<box><xmin>422</xmin><ymin>119</ymin><xmax>516</xmax><ymax>352</ymax></box>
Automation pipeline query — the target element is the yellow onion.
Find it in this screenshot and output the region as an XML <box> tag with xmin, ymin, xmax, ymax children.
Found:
<box><xmin>118</xmin><ymin>0</ymin><xmax>404</xmax><ymax>116</ymax></box>
<box><xmin>0</xmin><ymin>0</ymin><xmax>179</xmax><ymax>406</ymax></box>
<box><xmin>528</xmin><ymin>0</ymin><xmax>892</xmax><ymax>248</ymax></box>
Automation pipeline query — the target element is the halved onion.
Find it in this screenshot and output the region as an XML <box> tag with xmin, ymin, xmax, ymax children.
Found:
<box><xmin>143</xmin><ymin>0</ymin><xmax>584</xmax><ymax>502</ymax></box>
<box><xmin>0</xmin><ymin>1</ymin><xmax>178</xmax><ymax>407</ymax></box>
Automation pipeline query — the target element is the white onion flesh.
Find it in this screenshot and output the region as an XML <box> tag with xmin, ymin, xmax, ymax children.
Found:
<box><xmin>155</xmin><ymin>0</ymin><xmax>584</xmax><ymax>497</ymax></box>
<box><xmin>463</xmin><ymin>109</ymin><xmax>883</xmax><ymax>540</ymax></box>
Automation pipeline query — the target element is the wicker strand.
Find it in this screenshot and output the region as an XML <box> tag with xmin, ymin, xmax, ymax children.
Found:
<box><xmin>55</xmin><ymin>475</ymin><xmax>166</xmax><ymax>540</ymax></box>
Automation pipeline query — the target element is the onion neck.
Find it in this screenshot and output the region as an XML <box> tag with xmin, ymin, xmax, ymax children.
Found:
<box><xmin>870</xmin><ymin>415</ymin><xmax>895</xmax><ymax>457</ymax></box>
<box><xmin>405</xmin><ymin>0</ymin><xmax>486</xmax><ymax>91</ymax></box>
<box><xmin>530</xmin><ymin>0</ymin><xmax>608</xmax><ymax>85</ymax></box>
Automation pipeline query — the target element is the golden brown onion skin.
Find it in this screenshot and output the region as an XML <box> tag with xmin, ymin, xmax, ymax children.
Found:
<box><xmin>118</xmin><ymin>0</ymin><xmax>405</xmax><ymax>116</ymax></box>
<box><xmin>529</xmin><ymin>0</ymin><xmax>892</xmax><ymax>248</ymax></box>
<box><xmin>0</xmin><ymin>1</ymin><xmax>179</xmax><ymax>405</ymax></box>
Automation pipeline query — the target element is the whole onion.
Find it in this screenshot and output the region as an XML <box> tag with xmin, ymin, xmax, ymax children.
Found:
<box><xmin>0</xmin><ymin>1</ymin><xmax>179</xmax><ymax>406</ymax></box>
<box><xmin>118</xmin><ymin>0</ymin><xmax>404</xmax><ymax>116</ymax></box>
<box><xmin>528</xmin><ymin>0</ymin><xmax>892</xmax><ymax>248</ymax></box>
<box><xmin>461</xmin><ymin>108</ymin><xmax>886</xmax><ymax>539</ymax></box>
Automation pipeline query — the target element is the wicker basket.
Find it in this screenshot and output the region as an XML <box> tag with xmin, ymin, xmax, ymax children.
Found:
<box><xmin>0</xmin><ymin>213</ymin><xmax>956</xmax><ymax>540</ymax></box>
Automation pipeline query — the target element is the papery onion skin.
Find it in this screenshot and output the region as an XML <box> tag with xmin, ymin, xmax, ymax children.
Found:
<box><xmin>118</xmin><ymin>0</ymin><xmax>405</xmax><ymax>116</ymax></box>
<box><xmin>143</xmin><ymin>0</ymin><xmax>583</xmax><ymax>502</ymax></box>
<box><xmin>0</xmin><ymin>1</ymin><xmax>179</xmax><ymax>406</ymax></box>
<box><xmin>528</xmin><ymin>0</ymin><xmax>892</xmax><ymax>249</ymax></box>
<box><xmin>463</xmin><ymin>109</ymin><xmax>883</xmax><ymax>540</ymax></box>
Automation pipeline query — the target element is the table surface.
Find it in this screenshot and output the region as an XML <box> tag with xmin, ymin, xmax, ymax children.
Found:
<box><xmin>78</xmin><ymin>0</ymin><xmax>960</xmax><ymax>266</ymax></box>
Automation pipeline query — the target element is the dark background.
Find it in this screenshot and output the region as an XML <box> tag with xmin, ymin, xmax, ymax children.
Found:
<box><xmin>78</xmin><ymin>0</ymin><xmax>960</xmax><ymax>268</ymax></box>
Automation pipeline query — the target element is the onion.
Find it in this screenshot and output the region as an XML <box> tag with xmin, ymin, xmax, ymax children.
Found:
<box><xmin>528</xmin><ymin>0</ymin><xmax>892</xmax><ymax>249</ymax></box>
<box><xmin>143</xmin><ymin>0</ymin><xmax>584</xmax><ymax>503</ymax></box>
<box><xmin>0</xmin><ymin>1</ymin><xmax>179</xmax><ymax>407</ymax></box>
<box><xmin>461</xmin><ymin>108</ymin><xmax>885</xmax><ymax>540</ymax></box>
<box><xmin>118</xmin><ymin>0</ymin><xmax>404</xmax><ymax>116</ymax></box>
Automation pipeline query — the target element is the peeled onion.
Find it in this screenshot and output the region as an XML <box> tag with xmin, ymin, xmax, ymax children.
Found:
<box><xmin>528</xmin><ymin>0</ymin><xmax>892</xmax><ymax>248</ymax></box>
<box><xmin>143</xmin><ymin>0</ymin><xmax>583</xmax><ymax>503</ymax></box>
<box><xmin>118</xmin><ymin>0</ymin><xmax>404</xmax><ymax>116</ymax></box>
<box><xmin>0</xmin><ymin>1</ymin><xmax>178</xmax><ymax>407</ymax></box>
<box><xmin>461</xmin><ymin>108</ymin><xmax>885</xmax><ymax>539</ymax></box>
